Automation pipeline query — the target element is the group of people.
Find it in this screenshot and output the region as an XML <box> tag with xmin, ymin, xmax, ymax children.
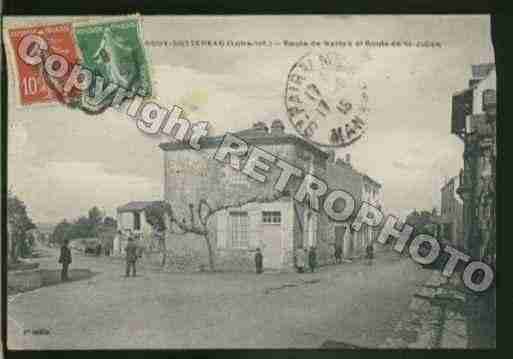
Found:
<box><xmin>253</xmin><ymin>246</ymin><xmax>318</xmax><ymax>274</ymax></box>
<box><xmin>295</xmin><ymin>246</ymin><xmax>318</xmax><ymax>273</ymax></box>
<box><xmin>334</xmin><ymin>243</ymin><xmax>375</xmax><ymax>264</ymax></box>
<box><xmin>253</xmin><ymin>243</ymin><xmax>375</xmax><ymax>275</ymax></box>
<box><xmin>58</xmin><ymin>233</ymin><xmax>143</xmax><ymax>282</ymax></box>
<box><xmin>59</xmin><ymin>233</ymin><xmax>375</xmax><ymax>281</ymax></box>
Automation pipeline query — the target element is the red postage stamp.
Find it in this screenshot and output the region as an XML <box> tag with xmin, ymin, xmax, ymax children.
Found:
<box><xmin>6</xmin><ymin>23</ymin><xmax>80</xmax><ymax>106</ymax></box>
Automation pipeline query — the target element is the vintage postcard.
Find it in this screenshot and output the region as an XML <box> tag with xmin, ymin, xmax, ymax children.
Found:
<box><xmin>4</xmin><ymin>15</ymin><xmax>496</xmax><ymax>349</ymax></box>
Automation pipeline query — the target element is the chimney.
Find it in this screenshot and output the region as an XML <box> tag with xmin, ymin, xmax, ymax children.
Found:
<box><xmin>335</xmin><ymin>158</ymin><xmax>346</xmax><ymax>167</ymax></box>
<box><xmin>251</xmin><ymin>121</ymin><xmax>269</xmax><ymax>135</ymax></box>
<box><xmin>270</xmin><ymin>119</ymin><xmax>285</xmax><ymax>135</ymax></box>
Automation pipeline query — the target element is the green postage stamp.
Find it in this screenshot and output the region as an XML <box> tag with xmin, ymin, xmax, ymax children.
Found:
<box><xmin>73</xmin><ymin>17</ymin><xmax>152</xmax><ymax>97</ymax></box>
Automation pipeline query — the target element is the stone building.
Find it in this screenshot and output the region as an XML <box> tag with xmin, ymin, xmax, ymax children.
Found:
<box><xmin>361</xmin><ymin>173</ymin><xmax>384</xmax><ymax>248</ymax></box>
<box><xmin>451</xmin><ymin>63</ymin><xmax>496</xmax><ymax>347</ymax></box>
<box><xmin>439</xmin><ymin>176</ymin><xmax>464</xmax><ymax>249</ymax></box>
<box><xmin>158</xmin><ymin>120</ymin><xmax>383</xmax><ymax>271</ymax></box>
<box><xmin>451</xmin><ymin>63</ymin><xmax>496</xmax><ymax>261</ymax></box>
<box><xmin>324</xmin><ymin>154</ymin><xmax>383</xmax><ymax>262</ymax></box>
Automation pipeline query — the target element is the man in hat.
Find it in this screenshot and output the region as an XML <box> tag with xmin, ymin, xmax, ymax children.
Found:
<box><xmin>308</xmin><ymin>246</ymin><xmax>317</xmax><ymax>273</ymax></box>
<box><xmin>365</xmin><ymin>242</ymin><xmax>374</xmax><ymax>265</ymax></box>
<box><xmin>334</xmin><ymin>245</ymin><xmax>343</xmax><ymax>264</ymax></box>
<box><xmin>125</xmin><ymin>236</ymin><xmax>139</xmax><ymax>277</ymax></box>
<box><xmin>295</xmin><ymin>247</ymin><xmax>306</xmax><ymax>273</ymax></box>
<box><xmin>58</xmin><ymin>239</ymin><xmax>72</xmax><ymax>281</ymax></box>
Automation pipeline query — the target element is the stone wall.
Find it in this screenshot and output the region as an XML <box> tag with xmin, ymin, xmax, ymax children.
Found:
<box><xmin>216</xmin><ymin>249</ymin><xmax>255</xmax><ymax>272</ymax></box>
<box><xmin>162</xmin><ymin>232</ymin><xmax>211</xmax><ymax>271</ymax></box>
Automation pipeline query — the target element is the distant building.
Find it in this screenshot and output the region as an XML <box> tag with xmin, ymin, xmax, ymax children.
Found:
<box><xmin>117</xmin><ymin>201</ymin><xmax>157</xmax><ymax>233</ymax></box>
<box><xmin>159</xmin><ymin>120</ymin><xmax>383</xmax><ymax>271</ymax></box>
<box><xmin>361</xmin><ymin>173</ymin><xmax>384</xmax><ymax>246</ymax></box>
<box><xmin>326</xmin><ymin>154</ymin><xmax>383</xmax><ymax>261</ymax></box>
<box><xmin>113</xmin><ymin>200</ymin><xmax>162</xmax><ymax>255</ymax></box>
<box><xmin>439</xmin><ymin>176</ymin><xmax>464</xmax><ymax>249</ymax></box>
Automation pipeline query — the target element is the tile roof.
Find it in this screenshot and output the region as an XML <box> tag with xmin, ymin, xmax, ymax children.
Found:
<box><xmin>159</xmin><ymin>129</ymin><xmax>329</xmax><ymax>159</ymax></box>
<box><xmin>117</xmin><ymin>201</ymin><xmax>164</xmax><ymax>213</ymax></box>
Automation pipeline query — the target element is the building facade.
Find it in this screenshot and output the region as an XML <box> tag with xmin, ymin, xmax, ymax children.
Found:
<box><xmin>451</xmin><ymin>63</ymin><xmax>496</xmax><ymax>347</ymax></box>
<box><xmin>439</xmin><ymin>176</ymin><xmax>464</xmax><ymax>249</ymax></box>
<box><xmin>324</xmin><ymin>155</ymin><xmax>383</xmax><ymax>262</ymax></box>
<box><xmin>158</xmin><ymin>120</ymin><xmax>383</xmax><ymax>271</ymax></box>
<box><xmin>451</xmin><ymin>63</ymin><xmax>496</xmax><ymax>262</ymax></box>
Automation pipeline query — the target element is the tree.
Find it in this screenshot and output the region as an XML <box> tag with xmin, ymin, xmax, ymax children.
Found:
<box><xmin>19</xmin><ymin>230</ymin><xmax>36</xmax><ymax>258</ymax></box>
<box><xmin>50</xmin><ymin>207</ymin><xmax>108</xmax><ymax>246</ymax></box>
<box><xmin>144</xmin><ymin>201</ymin><xmax>171</xmax><ymax>266</ymax></box>
<box><xmin>51</xmin><ymin>219</ymin><xmax>73</xmax><ymax>245</ymax></box>
<box><xmin>7</xmin><ymin>191</ymin><xmax>36</xmax><ymax>262</ymax></box>
<box><xmin>406</xmin><ymin>209</ymin><xmax>437</xmax><ymax>237</ymax></box>
<box><xmin>88</xmin><ymin>206</ymin><xmax>104</xmax><ymax>236</ymax></box>
<box><xmin>97</xmin><ymin>219</ymin><xmax>117</xmax><ymax>255</ymax></box>
<box><xmin>71</xmin><ymin>216</ymin><xmax>94</xmax><ymax>239</ymax></box>
<box><xmin>103</xmin><ymin>216</ymin><xmax>117</xmax><ymax>228</ymax></box>
<box><xmin>145</xmin><ymin>202</ymin><xmax>168</xmax><ymax>232</ymax></box>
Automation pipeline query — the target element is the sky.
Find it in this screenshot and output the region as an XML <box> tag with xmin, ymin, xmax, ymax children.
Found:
<box><xmin>5</xmin><ymin>15</ymin><xmax>495</xmax><ymax>223</ymax></box>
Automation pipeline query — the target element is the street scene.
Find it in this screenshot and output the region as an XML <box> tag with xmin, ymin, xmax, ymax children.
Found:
<box><xmin>8</xmin><ymin>242</ymin><xmax>431</xmax><ymax>349</ymax></box>
<box><xmin>4</xmin><ymin>15</ymin><xmax>496</xmax><ymax>350</ymax></box>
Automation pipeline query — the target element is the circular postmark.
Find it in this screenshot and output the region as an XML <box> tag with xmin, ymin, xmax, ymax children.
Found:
<box><xmin>285</xmin><ymin>52</ymin><xmax>370</xmax><ymax>147</ymax></box>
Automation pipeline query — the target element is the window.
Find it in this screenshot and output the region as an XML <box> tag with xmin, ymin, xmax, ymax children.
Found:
<box><xmin>229</xmin><ymin>211</ymin><xmax>249</xmax><ymax>248</ymax></box>
<box><xmin>133</xmin><ymin>212</ymin><xmax>141</xmax><ymax>230</ymax></box>
<box><xmin>262</xmin><ymin>211</ymin><xmax>281</xmax><ymax>224</ymax></box>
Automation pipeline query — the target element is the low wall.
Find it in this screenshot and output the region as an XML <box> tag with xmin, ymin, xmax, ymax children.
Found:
<box><xmin>142</xmin><ymin>249</ymin><xmax>256</xmax><ymax>273</ymax></box>
<box><xmin>8</xmin><ymin>269</ymin><xmax>43</xmax><ymax>293</ymax></box>
<box><xmin>216</xmin><ymin>249</ymin><xmax>255</xmax><ymax>272</ymax></box>
<box><xmin>7</xmin><ymin>262</ymin><xmax>39</xmax><ymax>271</ymax></box>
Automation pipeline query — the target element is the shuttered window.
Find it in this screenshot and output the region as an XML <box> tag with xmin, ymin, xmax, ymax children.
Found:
<box><xmin>229</xmin><ymin>211</ymin><xmax>249</xmax><ymax>248</ymax></box>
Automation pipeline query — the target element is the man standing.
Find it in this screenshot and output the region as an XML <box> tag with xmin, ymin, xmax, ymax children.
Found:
<box><xmin>365</xmin><ymin>242</ymin><xmax>374</xmax><ymax>265</ymax></box>
<box><xmin>308</xmin><ymin>246</ymin><xmax>317</xmax><ymax>273</ymax></box>
<box><xmin>125</xmin><ymin>236</ymin><xmax>138</xmax><ymax>277</ymax></box>
<box><xmin>334</xmin><ymin>245</ymin><xmax>342</xmax><ymax>264</ymax></box>
<box><xmin>295</xmin><ymin>247</ymin><xmax>306</xmax><ymax>273</ymax></box>
<box><xmin>58</xmin><ymin>239</ymin><xmax>72</xmax><ymax>281</ymax></box>
<box><xmin>255</xmin><ymin>248</ymin><xmax>263</xmax><ymax>274</ymax></box>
